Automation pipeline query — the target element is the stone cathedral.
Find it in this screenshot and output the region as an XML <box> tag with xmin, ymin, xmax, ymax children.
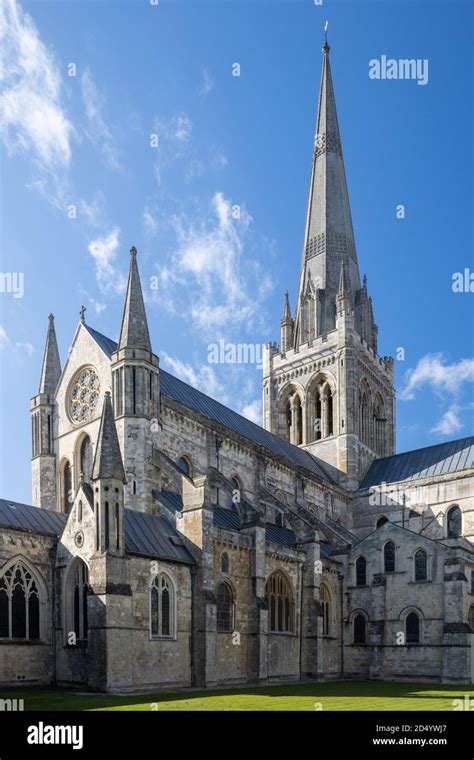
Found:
<box><xmin>1</xmin><ymin>44</ymin><xmax>473</xmax><ymax>693</ymax></box>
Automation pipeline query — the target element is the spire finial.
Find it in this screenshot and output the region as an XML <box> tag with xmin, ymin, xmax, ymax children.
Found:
<box><xmin>130</xmin><ymin>246</ymin><xmax>137</xmax><ymax>257</ymax></box>
<box><xmin>323</xmin><ymin>20</ymin><xmax>330</xmax><ymax>53</ymax></box>
<box><xmin>79</xmin><ymin>305</ymin><xmax>86</xmax><ymax>324</ymax></box>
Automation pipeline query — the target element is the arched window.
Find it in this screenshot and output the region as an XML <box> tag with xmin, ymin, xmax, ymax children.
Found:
<box><xmin>384</xmin><ymin>541</ymin><xmax>395</xmax><ymax>573</ymax></box>
<box><xmin>285</xmin><ymin>399</ymin><xmax>292</xmax><ymax>442</ymax></box>
<box><xmin>62</xmin><ymin>460</ymin><xmax>72</xmax><ymax>514</ymax></box>
<box><xmin>216</xmin><ymin>582</ymin><xmax>233</xmax><ymax>632</ymax></box>
<box><xmin>356</xmin><ymin>556</ymin><xmax>367</xmax><ymax>587</ymax></box>
<box><xmin>294</xmin><ymin>396</ymin><xmax>303</xmax><ymax>445</ymax></box>
<box><xmin>221</xmin><ymin>552</ymin><xmax>229</xmax><ymax>574</ymax></box>
<box><xmin>373</xmin><ymin>394</ymin><xmax>386</xmax><ymax>456</ymax></box>
<box><xmin>320</xmin><ymin>585</ymin><xmax>330</xmax><ymax>636</ymax></box>
<box><xmin>73</xmin><ymin>561</ymin><xmax>89</xmax><ymax>640</ymax></box>
<box><xmin>353</xmin><ymin>613</ymin><xmax>366</xmax><ymax>644</ymax></box>
<box><xmin>359</xmin><ymin>380</ymin><xmax>371</xmax><ymax>448</ymax></box>
<box><xmin>266</xmin><ymin>571</ymin><xmax>295</xmax><ymax>634</ymax></box>
<box><xmin>79</xmin><ymin>435</ymin><xmax>93</xmax><ymax>483</ymax></box>
<box><xmin>377</xmin><ymin>516</ymin><xmax>388</xmax><ymax>529</ymax></box>
<box><xmin>178</xmin><ymin>456</ymin><xmax>191</xmax><ymax>477</ymax></box>
<box><xmin>406</xmin><ymin>611</ymin><xmax>420</xmax><ymax>644</ymax></box>
<box><xmin>150</xmin><ymin>573</ymin><xmax>175</xmax><ymax>638</ymax></box>
<box><xmin>447</xmin><ymin>505</ymin><xmax>462</xmax><ymax>538</ymax></box>
<box><xmin>414</xmin><ymin>549</ymin><xmax>427</xmax><ymax>582</ymax></box>
<box><xmin>468</xmin><ymin>605</ymin><xmax>474</xmax><ymax>633</ymax></box>
<box><xmin>0</xmin><ymin>561</ymin><xmax>42</xmax><ymax>640</ymax></box>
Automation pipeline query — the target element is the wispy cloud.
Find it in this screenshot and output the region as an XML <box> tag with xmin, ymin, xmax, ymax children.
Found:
<box><xmin>241</xmin><ymin>399</ymin><xmax>261</xmax><ymax>425</ymax></box>
<box><xmin>87</xmin><ymin>229</ymin><xmax>126</xmax><ymax>294</ymax></box>
<box><xmin>400</xmin><ymin>353</ymin><xmax>474</xmax><ymax>437</ymax></box>
<box><xmin>199</xmin><ymin>68</ymin><xmax>215</xmax><ymax>97</ymax></box>
<box><xmin>431</xmin><ymin>405</ymin><xmax>463</xmax><ymax>436</ymax></box>
<box><xmin>81</xmin><ymin>69</ymin><xmax>121</xmax><ymax>170</ymax></box>
<box><xmin>15</xmin><ymin>341</ymin><xmax>34</xmax><ymax>357</ymax></box>
<box><xmin>158</xmin><ymin>192</ymin><xmax>273</xmax><ymax>335</ymax></box>
<box><xmin>161</xmin><ymin>352</ymin><xmax>227</xmax><ymax>403</ymax></box>
<box><xmin>0</xmin><ymin>326</ymin><xmax>9</xmax><ymax>349</ymax></box>
<box><xmin>143</xmin><ymin>207</ymin><xmax>158</xmax><ymax>236</ymax></box>
<box><xmin>400</xmin><ymin>353</ymin><xmax>474</xmax><ymax>401</ymax></box>
<box><xmin>0</xmin><ymin>0</ymin><xmax>73</xmax><ymax>171</ymax></box>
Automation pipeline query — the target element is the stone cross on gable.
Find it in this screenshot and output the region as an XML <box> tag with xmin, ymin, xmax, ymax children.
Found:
<box><xmin>79</xmin><ymin>305</ymin><xmax>86</xmax><ymax>324</ymax></box>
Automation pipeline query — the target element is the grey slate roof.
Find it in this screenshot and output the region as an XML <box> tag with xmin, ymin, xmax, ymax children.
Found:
<box><xmin>0</xmin><ymin>499</ymin><xmax>193</xmax><ymax>564</ymax></box>
<box><xmin>123</xmin><ymin>510</ymin><xmax>194</xmax><ymax>563</ymax></box>
<box><xmin>85</xmin><ymin>326</ymin><xmax>333</xmax><ymax>484</ymax></box>
<box><xmin>360</xmin><ymin>436</ymin><xmax>474</xmax><ymax>490</ymax></box>
<box><xmin>265</xmin><ymin>523</ymin><xmax>297</xmax><ymax>548</ymax></box>
<box><xmin>0</xmin><ymin>499</ymin><xmax>66</xmax><ymax>535</ymax></box>
<box><xmin>152</xmin><ymin>490</ymin><xmax>183</xmax><ymax>513</ymax></box>
<box><xmin>214</xmin><ymin>506</ymin><xmax>241</xmax><ymax>531</ymax></box>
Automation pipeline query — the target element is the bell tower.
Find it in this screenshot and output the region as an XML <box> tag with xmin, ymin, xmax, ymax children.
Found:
<box><xmin>263</xmin><ymin>42</ymin><xmax>395</xmax><ymax>487</ymax></box>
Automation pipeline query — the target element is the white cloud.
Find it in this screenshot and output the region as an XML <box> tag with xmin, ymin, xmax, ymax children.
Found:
<box><xmin>143</xmin><ymin>207</ymin><xmax>158</xmax><ymax>235</ymax></box>
<box><xmin>174</xmin><ymin>114</ymin><xmax>192</xmax><ymax>143</ymax></box>
<box><xmin>81</xmin><ymin>69</ymin><xmax>120</xmax><ymax>170</ymax></box>
<box><xmin>0</xmin><ymin>0</ymin><xmax>73</xmax><ymax>170</ymax></box>
<box><xmin>199</xmin><ymin>68</ymin><xmax>215</xmax><ymax>96</ymax></box>
<box><xmin>78</xmin><ymin>192</ymin><xmax>107</xmax><ymax>227</ymax></box>
<box><xmin>158</xmin><ymin>192</ymin><xmax>271</xmax><ymax>335</ymax></box>
<box><xmin>431</xmin><ymin>405</ymin><xmax>463</xmax><ymax>436</ymax></box>
<box><xmin>400</xmin><ymin>353</ymin><xmax>474</xmax><ymax>401</ymax></box>
<box><xmin>161</xmin><ymin>352</ymin><xmax>227</xmax><ymax>403</ymax></box>
<box><xmin>0</xmin><ymin>326</ymin><xmax>9</xmax><ymax>349</ymax></box>
<box><xmin>15</xmin><ymin>341</ymin><xmax>34</xmax><ymax>357</ymax></box>
<box><xmin>241</xmin><ymin>399</ymin><xmax>262</xmax><ymax>425</ymax></box>
<box><xmin>87</xmin><ymin>229</ymin><xmax>126</xmax><ymax>294</ymax></box>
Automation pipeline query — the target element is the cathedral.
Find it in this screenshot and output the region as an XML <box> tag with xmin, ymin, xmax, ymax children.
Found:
<box><xmin>1</xmin><ymin>43</ymin><xmax>473</xmax><ymax>693</ymax></box>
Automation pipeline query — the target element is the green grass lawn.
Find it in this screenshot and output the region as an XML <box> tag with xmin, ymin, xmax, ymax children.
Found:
<box><xmin>1</xmin><ymin>681</ymin><xmax>473</xmax><ymax>711</ymax></box>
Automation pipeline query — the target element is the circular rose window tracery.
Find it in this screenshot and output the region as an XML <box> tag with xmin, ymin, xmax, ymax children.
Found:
<box><xmin>69</xmin><ymin>367</ymin><xmax>100</xmax><ymax>424</ymax></box>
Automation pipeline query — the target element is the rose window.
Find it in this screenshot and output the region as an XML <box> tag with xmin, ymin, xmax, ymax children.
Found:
<box><xmin>69</xmin><ymin>368</ymin><xmax>100</xmax><ymax>423</ymax></box>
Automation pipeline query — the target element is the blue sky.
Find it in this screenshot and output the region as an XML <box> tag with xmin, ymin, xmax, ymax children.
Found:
<box><xmin>1</xmin><ymin>0</ymin><xmax>473</xmax><ymax>504</ymax></box>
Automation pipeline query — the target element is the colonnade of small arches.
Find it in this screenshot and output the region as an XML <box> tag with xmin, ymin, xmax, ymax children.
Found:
<box><xmin>277</xmin><ymin>373</ymin><xmax>335</xmax><ymax>446</ymax></box>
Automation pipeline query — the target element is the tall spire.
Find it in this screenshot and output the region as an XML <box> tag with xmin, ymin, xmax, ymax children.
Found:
<box><xmin>294</xmin><ymin>42</ymin><xmax>361</xmax><ymax>344</ymax></box>
<box><xmin>118</xmin><ymin>246</ymin><xmax>152</xmax><ymax>352</ymax></box>
<box><xmin>92</xmin><ymin>392</ymin><xmax>127</xmax><ymax>483</ymax></box>
<box><xmin>39</xmin><ymin>314</ymin><xmax>61</xmax><ymax>395</ymax></box>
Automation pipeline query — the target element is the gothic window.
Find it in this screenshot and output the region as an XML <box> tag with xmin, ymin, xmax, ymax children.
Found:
<box><xmin>414</xmin><ymin>549</ymin><xmax>428</xmax><ymax>582</ymax></box>
<box><xmin>294</xmin><ymin>396</ymin><xmax>303</xmax><ymax>445</ymax></box>
<box><xmin>376</xmin><ymin>516</ymin><xmax>388</xmax><ymax>529</ymax></box>
<box><xmin>320</xmin><ymin>585</ymin><xmax>330</xmax><ymax>636</ymax></box>
<box><xmin>447</xmin><ymin>505</ymin><xmax>462</xmax><ymax>538</ymax></box>
<box><xmin>275</xmin><ymin>512</ymin><xmax>284</xmax><ymax>528</ymax></box>
<box><xmin>469</xmin><ymin>605</ymin><xmax>474</xmax><ymax>633</ymax></box>
<box><xmin>216</xmin><ymin>582</ymin><xmax>234</xmax><ymax>633</ymax></box>
<box><xmin>384</xmin><ymin>541</ymin><xmax>395</xmax><ymax>573</ymax></box>
<box><xmin>356</xmin><ymin>556</ymin><xmax>367</xmax><ymax>587</ymax></box>
<box><xmin>150</xmin><ymin>573</ymin><xmax>175</xmax><ymax>638</ymax></box>
<box><xmin>72</xmin><ymin>561</ymin><xmax>89</xmax><ymax>640</ymax></box>
<box><xmin>62</xmin><ymin>460</ymin><xmax>72</xmax><ymax>514</ymax></box>
<box><xmin>266</xmin><ymin>571</ymin><xmax>295</xmax><ymax>634</ymax></box>
<box><xmin>373</xmin><ymin>394</ymin><xmax>386</xmax><ymax>456</ymax></box>
<box><xmin>177</xmin><ymin>456</ymin><xmax>191</xmax><ymax>478</ymax></box>
<box><xmin>285</xmin><ymin>399</ymin><xmax>292</xmax><ymax>442</ymax></box>
<box><xmin>307</xmin><ymin>376</ymin><xmax>333</xmax><ymax>442</ymax></box>
<box><xmin>353</xmin><ymin>614</ymin><xmax>366</xmax><ymax>644</ymax></box>
<box><xmin>406</xmin><ymin>612</ymin><xmax>420</xmax><ymax>644</ymax></box>
<box><xmin>359</xmin><ymin>380</ymin><xmax>371</xmax><ymax>448</ymax></box>
<box><xmin>221</xmin><ymin>552</ymin><xmax>229</xmax><ymax>574</ymax></box>
<box><xmin>79</xmin><ymin>436</ymin><xmax>93</xmax><ymax>482</ymax></box>
<box><xmin>326</xmin><ymin>389</ymin><xmax>333</xmax><ymax>436</ymax></box>
<box><xmin>0</xmin><ymin>561</ymin><xmax>42</xmax><ymax>640</ymax></box>
<box><xmin>69</xmin><ymin>367</ymin><xmax>100</xmax><ymax>424</ymax></box>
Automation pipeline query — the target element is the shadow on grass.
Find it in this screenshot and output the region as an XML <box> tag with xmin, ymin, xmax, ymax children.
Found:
<box><xmin>0</xmin><ymin>681</ymin><xmax>473</xmax><ymax>711</ymax></box>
